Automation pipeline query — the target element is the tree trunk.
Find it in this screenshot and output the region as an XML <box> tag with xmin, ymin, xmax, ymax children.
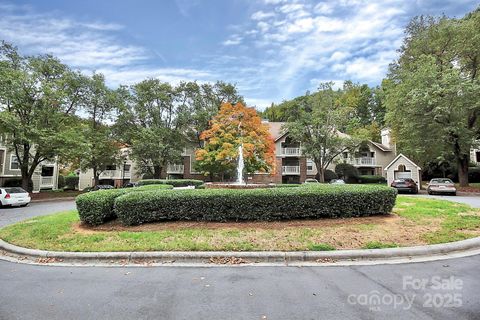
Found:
<box><xmin>315</xmin><ymin>161</ymin><xmax>325</xmax><ymax>183</ymax></box>
<box><xmin>93</xmin><ymin>168</ymin><xmax>100</xmax><ymax>187</ymax></box>
<box><xmin>153</xmin><ymin>165</ymin><xmax>162</xmax><ymax>179</ymax></box>
<box><xmin>21</xmin><ymin>175</ymin><xmax>31</xmax><ymax>192</ymax></box>
<box><xmin>457</xmin><ymin>156</ymin><xmax>469</xmax><ymax>187</ymax></box>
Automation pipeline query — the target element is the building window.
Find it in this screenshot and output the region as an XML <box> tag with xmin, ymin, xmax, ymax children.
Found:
<box><xmin>10</xmin><ymin>155</ymin><xmax>20</xmax><ymax>170</ymax></box>
<box><xmin>307</xmin><ymin>160</ymin><xmax>314</xmax><ymax>171</ymax></box>
<box><xmin>105</xmin><ymin>165</ymin><xmax>116</xmax><ymax>171</ymax></box>
<box><xmin>476</xmin><ymin>151</ymin><xmax>480</xmax><ymax>163</ymax></box>
<box><xmin>343</xmin><ymin>152</ymin><xmax>348</xmax><ymax>159</ymax></box>
<box><xmin>123</xmin><ymin>164</ymin><xmax>131</xmax><ymax>172</ymax></box>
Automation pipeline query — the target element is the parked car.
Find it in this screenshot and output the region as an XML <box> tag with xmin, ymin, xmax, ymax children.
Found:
<box><xmin>330</xmin><ymin>179</ymin><xmax>346</xmax><ymax>184</ymax></box>
<box><xmin>427</xmin><ymin>178</ymin><xmax>456</xmax><ymax>196</ymax></box>
<box><xmin>390</xmin><ymin>178</ymin><xmax>418</xmax><ymax>194</ymax></box>
<box><xmin>92</xmin><ymin>185</ymin><xmax>115</xmax><ymax>191</ymax></box>
<box><xmin>304</xmin><ymin>178</ymin><xmax>319</xmax><ymax>184</ymax></box>
<box><xmin>122</xmin><ymin>182</ymin><xmax>138</xmax><ymax>188</ymax></box>
<box><xmin>0</xmin><ymin>187</ymin><xmax>31</xmax><ymax>207</ymax></box>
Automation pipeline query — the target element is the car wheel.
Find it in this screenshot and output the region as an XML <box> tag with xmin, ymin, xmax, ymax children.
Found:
<box><xmin>452</xmin><ymin>192</ymin><xmax>457</xmax><ymax>196</ymax></box>
<box><xmin>427</xmin><ymin>191</ymin><xmax>432</xmax><ymax>195</ymax></box>
<box><xmin>20</xmin><ymin>203</ymin><xmax>29</xmax><ymax>207</ymax></box>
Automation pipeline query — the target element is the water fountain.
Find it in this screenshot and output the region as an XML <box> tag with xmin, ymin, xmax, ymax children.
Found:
<box><xmin>236</xmin><ymin>144</ymin><xmax>245</xmax><ymax>185</ymax></box>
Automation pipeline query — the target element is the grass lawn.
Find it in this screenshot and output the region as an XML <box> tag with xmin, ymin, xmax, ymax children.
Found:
<box><xmin>1</xmin><ymin>196</ymin><xmax>479</xmax><ymax>252</ymax></box>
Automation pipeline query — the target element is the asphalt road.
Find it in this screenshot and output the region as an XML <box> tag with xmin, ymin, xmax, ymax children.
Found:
<box><xmin>410</xmin><ymin>193</ymin><xmax>480</xmax><ymax>208</ymax></box>
<box><xmin>0</xmin><ymin>200</ymin><xmax>479</xmax><ymax>319</ymax></box>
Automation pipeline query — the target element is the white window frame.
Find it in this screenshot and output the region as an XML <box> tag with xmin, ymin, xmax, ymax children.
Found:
<box><xmin>10</xmin><ymin>154</ymin><xmax>21</xmax><ymax>171</ymax></box>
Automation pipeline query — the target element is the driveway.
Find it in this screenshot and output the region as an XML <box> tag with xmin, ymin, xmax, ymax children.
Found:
<box><xmin>1</xmin><ymin>199</ymin><xmax>480</xmax><ymax>319</ymax></box>
<box><xmin>407</xmin><ymin>193</ymin><xmax>480</xmax><ymax>208</ymax></box>
<box><xmin>0</xmin><ymin>200</ymin><xmax>76</xmax><ymax>228</ymax></box>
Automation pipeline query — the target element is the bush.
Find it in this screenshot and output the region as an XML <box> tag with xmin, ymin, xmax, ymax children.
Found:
<box><xmin>57</xmin><ymin>175</ymin><xmax>66</xmax><ymax>189</ymax></box>
<box><xmin>196</xmin><ymin>184</ymin><xmax>206</xmax><ymax>189</ymax></box>
<box><xmin>76</xmin><ymin>185</ymin><xmax>174</xmax><ymax>225</ymax></box>
<box><xmin>114</xmin><ymin>184</ymin><xmax>397</xmax><ymax>226</ymax></box>
<box><xmin>468</xmin><ymin>167</ymin><xmax>480</xmax><ymax>183</ymax></box>
<box><xmin>137</xmin><ymin>179</ymin><xmax>204</xmax><ymax>188</ymax></box>
<box><xmin>358</xmin><ymin>175</ymin><xmax>386</xmax><ymax>184</ymax></box>
<box><xmin>76</xmin><ymin>189</ymin><xmax>129</xmax><ymax>225</ymax></box>
<box><xmin>324</xmin><ymin>170</ymin><xmax>338</xmax><ymax>182</ymax></box>
<box><xmin>64</xmin><ymin>175</ymin><xmax>79</xmax><ymax>190</ymax></box>
<box><xmin>335</xmin><ymin>163</ymin><xmax>359</xmax><ymax>183</ymax></box>
<box><xmin>4</xmin><ymin>178</ymin><xmax>33</xmax><ymax>191</ymax></box>
<box><xmin>274</xmin><ymin>184</ymin><xmax>300</xmax><ymax>188</ymax></box>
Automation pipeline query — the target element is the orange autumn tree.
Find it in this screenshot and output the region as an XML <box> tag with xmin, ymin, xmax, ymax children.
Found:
<box><xmin>195</xmin><ymin>102</ymin><xmax>275</xmax><ymax>180</ymax></box>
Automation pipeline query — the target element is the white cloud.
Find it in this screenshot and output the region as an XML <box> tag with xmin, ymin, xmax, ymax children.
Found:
<box><xmin>314</xmin><ymin>2</ymin><xmax>334</xmax><ymax>14</ymax></box>
<box><xmin>251</xmin><ymin>10</ymin><xmax>275</xmax><ymax>20</ymax></box>
<box><xmin>222</xmin><ymin>34</ymin><xmax>243</xmax><ymax>46</ymax></box>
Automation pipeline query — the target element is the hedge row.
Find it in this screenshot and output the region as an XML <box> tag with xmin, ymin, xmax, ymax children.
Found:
<box><xmin>358</xmin><ymin>175</ymin><xmax>387</xmax><ymax>184</ymax></box>
<box><xmin>137</xmin><ymin>179</ymin><xmax>204</xmax><ymax>188</ymax></box>
<box><xmin>114</xmin><ymin>184</ymin><xmax>397</xmax><ymax>226</ymax></box>
<box><xmin>76</xmin><ymin>184</ymin><xmax>173</xmax><ymax>225</ymax></box>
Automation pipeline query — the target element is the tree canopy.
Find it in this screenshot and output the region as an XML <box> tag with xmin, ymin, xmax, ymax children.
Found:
<box><xmin>384</xmin><ymin>9</ymin><xmax>480</xmax><ymax>186</ymax></box>
<box><xmin>195</xmin><ymin>102</ymin><xmax>275</xmax><ymax>180</ymax></box>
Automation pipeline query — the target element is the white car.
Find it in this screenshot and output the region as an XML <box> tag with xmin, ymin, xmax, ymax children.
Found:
<box><xmin>0</xmin><ymin>187</ymin><xmax>31</xmax><ymax>207</ymax></box>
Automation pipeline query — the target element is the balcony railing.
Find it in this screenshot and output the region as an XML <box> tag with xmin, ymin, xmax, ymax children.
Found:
<box><xmin>282</xmin><ymin>165</ymin><xmax>300</xmax><ymax>175</ymax></box>
<box><xmin>40</xmin><ymin>176</ymin><xmax>54</xmax><ymax>187</ymax></box>
<box><xmin>281</xmin><ymin>147</ymin><xmax>301</xmax><ymax>156</ymax></box>
<box><xmin>347</xmin><ymin>157</ymin><xmax>376</xmax><ymax>166</ymax></box>
<box><xmin>167</xmin><ymin>164</ymin><xmax>184</xmax><ymax>174</ymax></box>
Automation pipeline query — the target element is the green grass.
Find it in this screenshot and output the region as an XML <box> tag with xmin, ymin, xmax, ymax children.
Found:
<box><xmin>308</xmin><ymin>243</ymin><xmax>336</xmax><ymax>251</ymax></box>
<box><xmin>362</xmin><ymin>241</ymin><xmax>399</xmax><ymax>249</ymax></box>
<box><xmin>1</xmin><ymin>195</ymin><xmax>479</xmax><ymax>252</ymax></box>
<box><xmin>394</xmin><ymin>196</ymin><xmax>480</xmax><ymax>244</ymax></box>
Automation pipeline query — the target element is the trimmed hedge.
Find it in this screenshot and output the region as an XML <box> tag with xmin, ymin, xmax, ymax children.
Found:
<box><xmin>114</xmin><ymin>184</ymin><xmax>397</xmax><ymax>226</ymax></box>
<box><xmin>76</xmin><ymin>189</ymin><xmax>129</xmax><ymax>225</ymax></box>
<box><xmin>76</xmin><ymin>185</ymin><xmax>174</xmax><ymax>225</ymax></box>
<box><xmin>137</xmin><ymin>179</ymin><xmax>204</xmax><ymax>188</ymax></box>
<box><xmin>335</xmin><ymin>163</ymin><xmax>359</xmax><ymax>183</ymax></box>
<box><xmin>358</xmin><ymin>175</ymin><xmax>387</xmax><ymax>184</ymax></box>
<box><xmin>324</xmin><ymin>169</ymin><xmax>338</xmax><ymax>182</ymax></box>
<box><xmin>65</xmin><ymin>176</ymin><xmax>79</xmax><ymax>190</ymax></box>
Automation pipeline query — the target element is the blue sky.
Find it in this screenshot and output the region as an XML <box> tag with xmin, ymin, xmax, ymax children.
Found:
<box><xmin>0</xmin><ymin>0</ymin><xmax>478</xmax><ymax>109</ymax></box>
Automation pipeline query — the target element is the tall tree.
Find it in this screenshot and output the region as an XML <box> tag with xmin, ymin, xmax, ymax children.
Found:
<box><xmin>116</xmin><ymin>79</ymin><xmax>186</xmax><ymax>179</ymax></box>
<box><xmin>176</xmin><ymin>81</ymin><xmax>243</xmax><ymax>147</ymax></box>
<box><xmin>0</xmin><ymin>42</ymin><xmax>85</xmax><ymax>190</ymax></box>
<box><xmin>195</xmin><ymin>102</ymin><xmax>275</xmax><ymax>181</ymax></box>
<box><xmin>385</xmin><ymin>9</ymin><xmax>480</xmax><ymax>186</ymax></box>
<box><xmin>79</xmin><ymin>73</ymin><xmax>123</xmax><ymax>186</ymax></box>
<box><xmin>285</xmin><ymin>83</ymin><xmax>361</xmax><ymax>182</ymax></box>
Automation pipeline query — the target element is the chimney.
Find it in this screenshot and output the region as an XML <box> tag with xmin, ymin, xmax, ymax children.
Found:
<box><xmin>381</xmin><ymin>128</ymin><xmax>392</xmax><ymax>149</ymax></box>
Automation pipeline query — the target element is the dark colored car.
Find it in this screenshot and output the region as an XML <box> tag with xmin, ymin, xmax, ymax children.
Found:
<box><xmin>122</xmin><ymin>182</ymin><xmax>138</xmax><ymax>188</ymax></box>
<box><xmin>427</xmin><ymin>178</ymin><xmax>456</xmax><ymax>196</ymax></box>
<box><xmin>92</xmin><ymin>185</ymin><xmax>115</xmax><ymax>191</ymax></box>
<box><xmin>390</xmin><ymin>178</ymin><xmax>418</xmax><ymax>194</ymax></box>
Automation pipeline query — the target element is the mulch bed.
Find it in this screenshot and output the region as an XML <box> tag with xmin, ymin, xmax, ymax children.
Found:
<box><xmin>30</xmin><ymin>191</ymin><xmax>83</xmax><ymax>200</ymax></box>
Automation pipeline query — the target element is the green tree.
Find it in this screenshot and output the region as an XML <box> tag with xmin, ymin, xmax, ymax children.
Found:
<box><xmin>385</xmin><ymin>10</ymin><xmax>480</xmax><ymax>186</ymax></box>
<box><xmin>176</xmin><ymin>81</ymin><xmax>243</xmax><ymax>147</ymax></box>
<box><xmin>116</xmin><ymin>79</ymin><xmax>186</xmax><ymax>179</ymax></box>
<box><xmin>0</xmin><ymin>42</ymin><xmax>85</xmax><ymax>191</ymax></box>
<box><xmin>78</xmin><ymin>74</ymin><xmax>124</xmax><ymax>186</ymax></box>
<box><xmin>285</xmin><ymin>83</ymin><xmax>362</xmax><ymax>182</ymax></box>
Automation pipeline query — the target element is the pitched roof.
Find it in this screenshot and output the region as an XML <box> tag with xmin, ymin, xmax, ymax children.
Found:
<box><xmin>369</xmin><ymin>141</ymin><xmax>392</xmax><ymax>152</ymax></box>
<box><xmin>264</xmin><ymin>121</ymin><xmax>287</xmax><ymax>141</ymax></box>
<box><xmin>384</xmin><ymin>153</ymin><xmax>421</xmax><ymax>170</ymax></box>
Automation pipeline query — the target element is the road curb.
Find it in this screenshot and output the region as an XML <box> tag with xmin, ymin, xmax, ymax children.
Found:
<box><xmin>1</xmin><ymin>237</ymin><xmax>480</xmax><ymax>266</ymax></box>
<box><xmin>30</xmin><ymin>197</ymin><xmax>76</xmax><ymax>203</ymax></box>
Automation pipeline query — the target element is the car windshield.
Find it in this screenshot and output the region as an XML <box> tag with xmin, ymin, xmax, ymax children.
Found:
<box><xmin>4</xmin><ymin>187</ymin><xmax>27</xmax><ymax>194</ymax></box>
<box><xmin>431</xmin><ymin>179</ymin><xmax>453</xmax><ymax>184</ymax></box>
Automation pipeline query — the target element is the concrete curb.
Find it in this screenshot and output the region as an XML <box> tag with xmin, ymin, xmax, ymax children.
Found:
<box><xmin>1</xmin><ymin>237</ymin><xmax>480</xmax><ymax>265</ymax></box>
<box><xmin>30</xmin><ymin>197</ymin><xmax>76</xmax><ymax>203</ymax></box>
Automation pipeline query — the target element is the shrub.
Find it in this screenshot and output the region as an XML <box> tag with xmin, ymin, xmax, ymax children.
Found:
<box><xmin>335</xmin><ymin>163</ymin><xmax>359</xmax><ymax>183</ymax></box>
<box><xmin>274</xmin><ymin>184</ymin><xmax>300</xmax><ymax>188</ymax></box>
<box><xmin>64</xmin><ymin>175</ymin><xmax>79</xmax><ymax>190</ymax></box>
<box><xmin>114</xmin><ymin>184</ymin><xmax>397</xmax><ymax>226</ymax></box>
<box><xmin>4</xmin><ymin>178</ymin><xmax>33</xmax><ymax>191</ymax></box>
<box><xmin>137</xmin><ymin>179</ymin><xmax>204</xmax><ymax>188</ymax></box>
<box><xmin>76</xmin><ymin>189</ymin><xmax>129</xmax><ymax>225</ymax></box>
<box><xmin>324</xmin><ymin>169</ymin><xmax>338</xmax><ymax>182</ymax></box>
<box><xmin>76</xmin><ymin>185</ymin><xmax>174</xmax><ymax>225</ymax></box>
<box><xmin>468</xmin><ymin>167</ymin><xmax>480</xmax><ymax>183</ymax></box>
<box><xmin>196</xmin><ymin>184</ymin><xmax>206</xmax><ymax>189</ymax></box>
<box><xmin>358</xmin><ymin>175</ymin><xmax>386</xmax><ymax>184</ymax></box>
<box><xmin>57</xmin><ymin>175</ymin><xmax>66</xmax><ymax>189</ymax></box>
<box><xmin>132</xmin><ymin>184</ymin><xmax>174</xmax><ymax>191</ymax></box>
